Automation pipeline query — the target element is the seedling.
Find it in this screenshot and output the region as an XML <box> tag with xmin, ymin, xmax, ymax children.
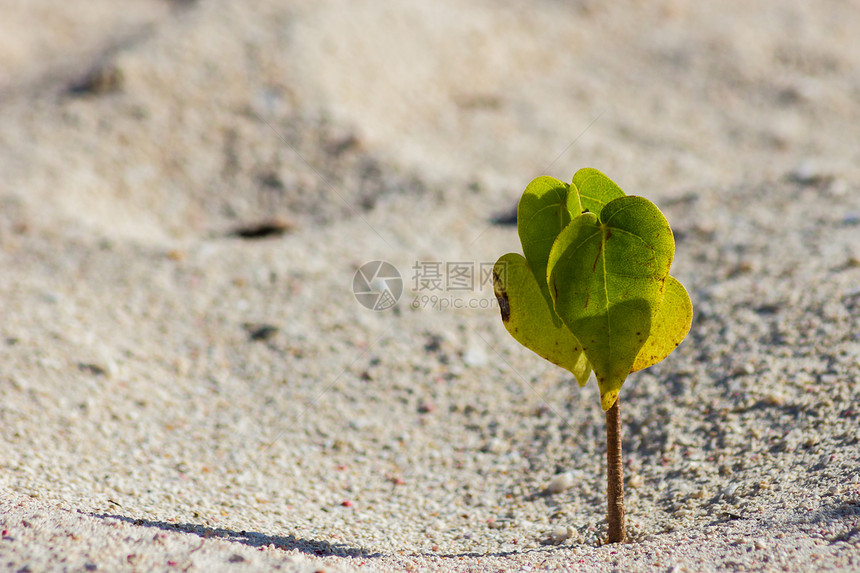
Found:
<box><xmin>493</xmin><ymin>169</ymin><xmax>692</xmax><ymax>543</ymax></box>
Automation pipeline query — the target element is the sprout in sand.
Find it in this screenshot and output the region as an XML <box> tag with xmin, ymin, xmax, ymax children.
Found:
<box><xmin>492</xmin><ymin>168</ymin><xmax>692</xmax><ymax>543</ymax></box>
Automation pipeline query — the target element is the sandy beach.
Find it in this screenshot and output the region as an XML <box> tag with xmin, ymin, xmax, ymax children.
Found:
<box><xmin>1</xmin><ymin>1</ymin><xmax>859</xmax><ymax>571</ymax></box>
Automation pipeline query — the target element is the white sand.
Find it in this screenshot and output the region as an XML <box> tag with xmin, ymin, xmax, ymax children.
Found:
<box><xmin>1</xmin><ymin>1</ymin><xmax>859</xmax><ymax>571</ymax></box>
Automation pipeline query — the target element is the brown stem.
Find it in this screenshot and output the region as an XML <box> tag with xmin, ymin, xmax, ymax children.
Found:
<box><xmin>606</xmin><ymin>397</ymin><xmax>626</xmax><ymax>543</ymax></box>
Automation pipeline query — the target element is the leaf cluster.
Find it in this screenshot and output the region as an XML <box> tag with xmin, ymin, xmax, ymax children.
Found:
<box><xmin>493</xmin><ymin>169</ymin><xmax>692</xmax><ymax>410</ymax></box>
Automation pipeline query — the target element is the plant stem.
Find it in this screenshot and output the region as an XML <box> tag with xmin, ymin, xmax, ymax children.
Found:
<box><xmin>606</xmin><ymin>397</ymin><xmax>626</xmax><ymax>543</ymax></box>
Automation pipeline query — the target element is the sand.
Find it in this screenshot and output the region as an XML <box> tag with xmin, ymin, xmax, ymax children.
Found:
<box><xmin>1</xmin><ymin>0</ymin><xmax>859</xmax><ymax>571</ymax></box>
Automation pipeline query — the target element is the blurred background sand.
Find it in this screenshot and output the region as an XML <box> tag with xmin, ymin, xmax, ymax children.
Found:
<box><xmin>2</xmin><ymin>0</ymin><xmax>859</xmax><ymax>241</ymax></box>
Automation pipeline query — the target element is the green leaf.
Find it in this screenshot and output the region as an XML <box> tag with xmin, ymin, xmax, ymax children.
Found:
<box><xmin>493</xmin><ymin>253</ymin><xmax>591</xmax><ymax>386</ymax></box>
<box><xmin>632</xmin><ymin>275</ymin><xmax>692</xmax><ymax>372</ymax></box>
<box><xmin>517</xmin><ymin>176</ymin><xmax>572</xmax><ymax>289</ymax></box>
<box><xmin>547</xmin><ymin>195</ymin><xmax>675</xmax><ymax>410</ymax></box>
<box><xmin>568</xmin><ymin>168</ymin><xmax>626</xmax><ymax>217</ymax></box>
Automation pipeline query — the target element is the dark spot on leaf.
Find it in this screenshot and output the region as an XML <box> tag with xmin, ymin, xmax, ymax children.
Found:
<box><xmin>497</xmin><ymin>291</ymin><xmax>511</xmax><ymax>322</ymax></box>
<box><xmin>592</xmin><ymin>241</ymin><xmax>603</xmax><ymax>272</ymax></box>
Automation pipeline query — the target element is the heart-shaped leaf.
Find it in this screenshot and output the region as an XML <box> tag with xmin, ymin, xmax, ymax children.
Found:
<box><xmin>632</xmin><ymin>275</ymin><xmax>692</xmax><ymax>372</ymax></box>
<box><xmin>547</xmin><ymin>195</ymin><xmax>675</xmax><ymax>410</ymax></box>
<box><xmin>567</xmin><ymin>168</ymin><xmax>626</xmax><ymax>217</ymax></box>
<box><xmin>518</xmin><ymin>176</ymin><xmax>572</xmax><ymax>290</ymax></box>
<box><xmin>493</xmin><ymin>253</ymin><xmax>591</xmax><ymax>386</ymax></box>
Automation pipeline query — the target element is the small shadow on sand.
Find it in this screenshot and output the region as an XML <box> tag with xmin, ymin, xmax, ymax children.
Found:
<box><xmin>789</xmin><ymin>499</ymin><xmax>860</xmax><ymax>544</ymax></box>
<box><xmin>93</xmin><ymin>513</ymin><xmax>382</xmax><ymax>558</ymax></box>
<box><xmin>429</xmin><ymin>547</ymin><xmax>559</xmax><ymax>559</ymax></box>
